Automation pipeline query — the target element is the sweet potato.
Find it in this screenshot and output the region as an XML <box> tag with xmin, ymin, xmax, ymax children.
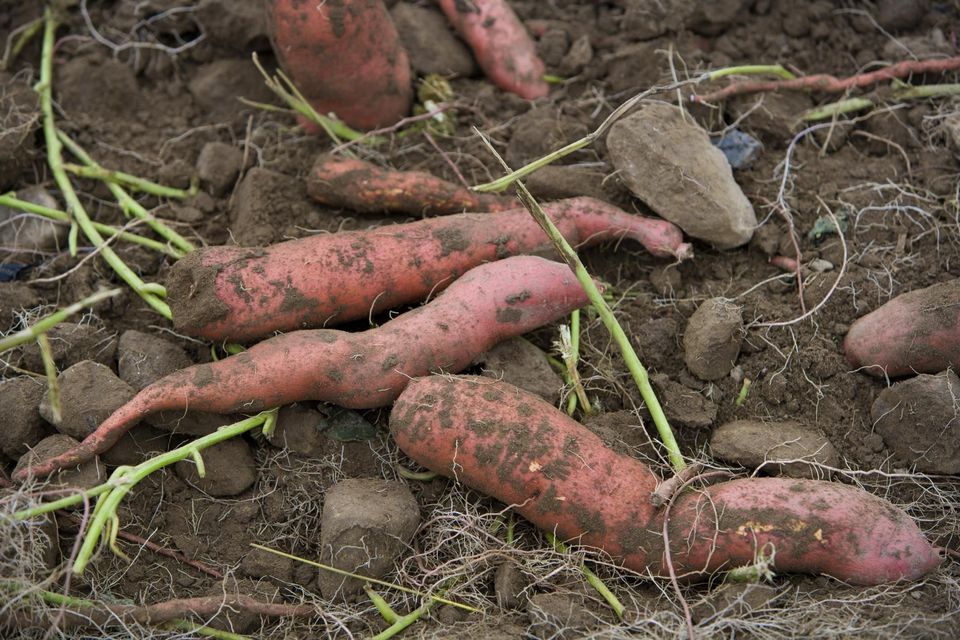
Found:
<box><xmin>266</xmin><ymin>0</ymin><xmax>412</xmax><ymax>130</ymax></box>
<box><xmin>308</xmin><ymin>154</ymin><xmax>516</xmax><ymax>215</ymax></box>
<box><xmin>168</xmin><ymin>196</ymin><xmax>692</xmax><ymax>342</ymax></box>
<box><xmin>437</xmin><ymin>0</ymin><xmax>548</xmax><ymax>100</ymax></box>
<box><xmin>389</xmin><ymin>375</ymin><xmax>941</xmax><ymax>585</ymax></box>
<box><xmin>14</xmin><ymin>257</ymin><xmax>590</xmax><ymax>480</ymax></box>
<box><xmin>844</xmin><ymin>278</ymin><xmax>960</xmax><ymax>377</ymax></box>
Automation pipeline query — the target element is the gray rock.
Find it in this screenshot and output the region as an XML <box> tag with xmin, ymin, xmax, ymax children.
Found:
<box><xmin>318</xmin><ymin>478</ymin><xmax>420</xmax><ymax>599</ymax></box>
<box><xmin>683</xmin><ymin>298</ymin><xmax>743</xmax><ymax>381</ymax></box>
<box><xmin>0</xmin><ymin>376</ymin><xmax>48</xmax><ymax>459</ymax></box>
<box><xmin>40</xmin><ymin>361</ymin><xmax>136</xmax><ymax>440</ymax></box>
<box><xmin>607</xmin><ymin>103</ymin><xmax>757</xmax><ymax>249</ymax></box>
<box><xmin>391</xmin><ymin>3</ymin><xmax>476</xmax><ymax>77</ymax></box>
<box><xmin>175</xmin><ymin>437</ymin><xmax>257</xmax><ymax>497</ymax></box>
<box><xmin>871</xmin><ymin>370</ymin><xmax>960</xmax><ymax>474</ymax></box>
<box><xmin>710</xmin><ymin>419</ymin><xmax>839</xmax><ymax>478</ymax></box>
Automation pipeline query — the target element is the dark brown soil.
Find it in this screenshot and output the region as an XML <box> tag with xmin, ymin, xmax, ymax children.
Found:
<box><xmin>1</xmin><ymin>1</ymin><xmax>959</xmax><ymax>638</ymax></box>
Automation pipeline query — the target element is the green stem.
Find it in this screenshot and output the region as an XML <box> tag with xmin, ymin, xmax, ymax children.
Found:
<box><xmin>37</xmin><ymin>333</ymin><xmax>61</xmax><ymax>423</ymax></box>
<box><xmin>366</xmin><ymin>587</ymin><xmax>401</xmax><ymax>624</ymax></box>
<box><xmin>63</xmin><ymin>163</ymin><xmax>195</xmax><ymax>199</ymax></box>
<box><xmin>482</xmin><ymin>145</ymin><xmax>684</xmax><ymax>470</ymax></box>
<box><xmin>58</xmin><ymin>134</ymin><xmax>196</xmax><ymax>255</ymax></box>
<box><xmin>894</xmin><ymin>82</ymin><xmax>960</xmax><ymax>100</ymax></box>
<box><xmin>0</xmin><ymin>288</ymin><xmax>121</xmax><ymax>354</ymax></box>
<box><xmin>801</xmin><ymin>97</ymin><xmax>874</xmax><ymax>121</ymax></box>
<box><xmin>396</xmin><ymin>465</ymin><xmax>438</xmax><ymax>482</ymax></box>
<box><xmin>707</xmin><ymin>64</ymin><xmax>796</xmax><ymax>80</ymax></box>
<box><xmin>0</xmin><ymin>191</ymin><xmax>183</xmax><ymax>257</ymax></box>
<box><xmin>36</xmin><ymin>10</ymin><xmax>171</xmax><ymax>318</ymax></box>
<box><xmin>547</xmin><ymin>533</ymin><xmax>625</xmax><ymax>620</ymax></box>
<box><xmin>735</xmin><ymin>378</ymin><xmax>752</xmax><ymax>407</ymax></box>
<box><xmin>370</xmin><ymin>598</ymin><xmax>433</xmax><ymax>640</ymax></box>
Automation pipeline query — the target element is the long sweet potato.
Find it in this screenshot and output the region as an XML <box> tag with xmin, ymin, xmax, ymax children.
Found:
<box><xmin>308</xmin><ymin>154</ymin><xmax>516</xmax><ymax>215</ymax></box>
<box><xmin>14</xmin><ymin>257</ymin><xmax>590</xmax><ymax>480</ymax></box>
<box><xmin>437</xmin><ymin>0</ymin><xmax>548</xmax><ymax>100</ymax></box>
<box><xmin>266</xmin><ymin>0</ymin><xmax>412</xmax><ymax>130</ymax></box>
<box><xmin>168</xmin><ymin>196</ymin><xmax>692</xmax><ymax>342</ymax></box>
<box><xmin>844</xmin><ymin>278</ymin><xmax>960</xmax><ymax>377</ymax></box>
<box><xmin>389</xmin><ymin>375</ymin><xmax>941</xmax><ymax>585</ymax></box>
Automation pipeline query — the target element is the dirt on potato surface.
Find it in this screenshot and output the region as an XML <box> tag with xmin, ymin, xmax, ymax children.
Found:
<box><xmin>1</xmin><ymin>1</ymin><xmax>959</xmax><ymax>639</ymax></box>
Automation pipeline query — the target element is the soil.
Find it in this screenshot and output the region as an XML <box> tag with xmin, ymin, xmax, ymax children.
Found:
<box><xmin>1</xmin><ymin>0</ymin><xmax>959</xmax><ymax>638</ymax></box>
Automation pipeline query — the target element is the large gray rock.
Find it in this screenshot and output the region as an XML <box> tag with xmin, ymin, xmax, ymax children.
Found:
<box><xmin>607</xmin><ymin>102</ymin><xmax>757</xmax><ymax>249</ymax></box>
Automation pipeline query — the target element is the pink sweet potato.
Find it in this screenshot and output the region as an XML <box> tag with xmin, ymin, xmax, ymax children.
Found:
<box><xmin>167</xmin><ymin>196</ymin><xmax>692</xmax><ymax>342</ymax></box>
<box><xmin>266</xmin><ymin>0</ymin><xmax>412</xmax><ymax>130</ymax></box>
<box><xmin>308</xmin><ymin>154</ymin><xmax>516</xmax><ymax>215</ymax></box>
<box><xmin>14</xmin><ymin>257</ymin><xmax>590</xmax><ymax>480</ymax></box>
<box><xmin>844</xmin><ymin>278</ymin><xmax>960</xmax><ymax>377</ymax></box>
<box><xmin>389</xmin><ymin>375</ymin><xmax>941</xmax><ymax>585</ymax></box>
<box><xmin>437</xmin><ymin>0</ymin><xmax>548</xmax><ymax>100</ymax></box>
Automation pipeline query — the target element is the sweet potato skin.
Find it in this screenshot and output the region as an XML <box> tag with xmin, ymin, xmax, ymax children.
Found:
<box><xmin>267</xmin><ymin>0</ymin><xmax>412</xmax><ymax>130</ymax></box>
<box><xmin>844</xmin><ymin>279</ymin><xmax>960</xmax><ymax>377</ymax></box>
<box><xmin>168</xmin><ymin>197</ymin><xmax>690</xmax><ymax>341</ymax></box>
<box><xmin>14</xmin><ymin>257</ymin><xmax>590</xmax><ymax>480</ymax></box>
<box><xmin>389</xmin><ymin>375</ymin><xmax>941</xmax><ymax>585</ymax></box>
<box><xmin>308</xmin><ymin>154</ymin><xmax>516</xmax><ymax>215</ymax></box>
<box><xmin>437</xmin><ymin>0</ymin><xmax>548</xmax><ymax>100</ymax></box>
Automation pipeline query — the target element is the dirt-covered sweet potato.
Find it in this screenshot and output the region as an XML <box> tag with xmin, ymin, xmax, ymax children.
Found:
<box><xmin>14</xmin><ymin>257</ymin><xmax>590</xmax><ymax>480</ymax></box>
<box><xmin>389</xmin><ymin>375</ymin><xmax>942</xmax><ymax>585</ymax></box>
<box><xmin>167</xmin><ymin>196</ymin><xmax>691</xmax><ymax>342</ymax></box>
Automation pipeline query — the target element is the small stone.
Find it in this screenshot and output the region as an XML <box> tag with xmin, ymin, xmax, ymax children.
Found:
<box><xmin>117</xmin><ymin>330</ymin><xmax>193</xmax><ymax>391</ymax></box>
<box><xmin>494</xmin><ymin>561</ymin><xmax>528</xmax><ymax>610</ymax></box>
<box><xmin>710</xmin><ymin>419</ymin><xmax>839</xmax><ymax>478</ymax></box>
<box><xmin>691</xmin><ymin>583</ymin><xmax>779</xmax><ymax>623</ymax></box>
<box><xmin>863</xmin><ymin>432</ymin><xmax>885</xmax><ymax>453</ymax></box>
<box><xmin>808</xmin><ymin>259</ymin><xmax>834</xmax><ymax>273</ymax></box>
<box><xmin>266</xmin><ymin>403</ymin><xmax>326</xmax><ymax>456</ymax></box>
<box><xmin>876</xmin><ymin>0</ymin><xmax>927</xmax><ymax>31</ymax></box>
<box><xmin>477</xmin><ymin>337</ymin><xmax>563</xmax><ymax>403</ymax></box>
<box><xmin>649</xmin><ymin>265</ymin><xmax>682</xmax><ymax>296</ymax></box>
<box><xmin>196</xmin><ymin>142</ymin><xmax>244</xmax><ymax>197</ymax></box>
<box><xmin>607</xmin><ymin>103</ymin><xmax>757</xmax><ymax>249</ymax></box>
<box><xmin>197</xmin><ymin>0</ymin><xmax>268</xmax><ymax>51</ymax></box>
<box><xmin>175</xmin><ymin>437</ymin><xmax>257</xmax><ymax>496</ymax></box>
<box><xmin>558</xmin><ymin>35</ymin><xmax>593</xmax><ymax>76</ymax></box>
<box><xmin>683</xmin><ymin>298</ymin><xmax>744</xmax><ymax>381</ymax></box>
<box><xmin>14</xmin><ymin>434</ymin><xmax>105</xmax><ymax>489</ymax></box>
<box><xmin>871</xmin><ymin>370</ymin><xmax>960</xmax><ymax>474</ymax></box>
<box><xmin>40</xmin><ymin>361</ymin><xmax>136</xmax><ymax>440</ymax></box>
<box><xmin>524</xmin><ymin>166</ymin><xmax>609</xmax><ymax>202</ymax></box>
<box><xmin>0</xmin><ymin>376</ymin><xmax>48</xmax><ymax>459</ymax></box>
<box><xmin>537</xmin><ymin>29</ymin><xmax>570</xmax><ymax>67</ymax></box>
<box><xmin>712</xmin><ymin>129</ymin><xmax>763</xmax><ymax>169</ymax></box>
<box><xmin>318</xmin><ymin>478</ymin><xmax>420</xmax><ymax>599</ymax></box>
<box><xmin>240</xmin><ymin>546</ymin><xmax>294</xmax><ymax>583</ymax></box>
<box><xmin>391</xmin><ymin>3</ymin><xmax>476</xmax><ymax>77</ymax></box>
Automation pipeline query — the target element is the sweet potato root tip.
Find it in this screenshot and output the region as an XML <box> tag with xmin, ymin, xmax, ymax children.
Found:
<box><xmin>437</xmin><ymin>0</ymin><xmax>548</xmax><ymax>100</ymax></box>
<box><xmin>389</xmin><ymin>375</ymin><xmax>941</xmax><ymax>585</ymax></box>
<box><xmin>307</xmin><ymin>154</ymin><xmax>516</xmax><ymax>215</ymax></box>
<box><xmin>167</xmin><ymin>196</ymin><xmax>689</xmax><ymax>342</ymax></box>
<box><xmin>844</xmin><ymin>279</ymin><xmax>960</xmax><ymax>377</ymax></box>
<box><xmin>14</xmin><ymin>257</ymin><xmax>590</xmax><ymax>481</ymax></box>
<box><xmin>267</xmin><ymin>0</ymin><xmax>413</xmax><ymax>130</ymax></box>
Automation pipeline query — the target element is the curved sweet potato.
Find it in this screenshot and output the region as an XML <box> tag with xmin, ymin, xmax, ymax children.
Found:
<box><xmin>437</xmin><ymin>0</ymin><xmax>548</xmax><ymax>100</ymax></box>
<box><xmin>844</xmin><ymin>279</ymin><xmax>960</xmax><ymax>377</ymax></box>
<box><xmin>14</xmin><ymin>257</ymin><xmax>589</xmax><ymax>480</ymax></box>
<box><xmin>267</xmin><ymin>0</ymin><xmax>412</xmax><ymax>130</ymax></box>
<box><xmin>167</xmin><ymin>196</ymin><xmax>692</xmax><ymax>342</ymax></box>
<box><xmin>389</xmin><ymin>375</ymin><xmax>941</xmax><ymax>585</ymax></box>
<box><xmin>308</xmin><ymin>154</ymin><xmax>516</xmax><ymax>215</ymax></box>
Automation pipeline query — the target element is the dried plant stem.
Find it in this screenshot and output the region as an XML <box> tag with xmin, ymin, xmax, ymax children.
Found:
<box><xmin>0</xmin><ymin>288</ymin><xmax>120</xmax><ymax>354</ymax></box>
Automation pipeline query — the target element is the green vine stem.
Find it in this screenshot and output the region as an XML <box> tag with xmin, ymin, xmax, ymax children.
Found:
<box><xmin>63</xmin><ymin>163</ymin><xmax>196</xmax><ymax>200</ymax></box>
<box><xmin>477</xmin><ymin>132</ymin><xmax>685</xmax><ymax>472</ymax></box>
<box><xmin>705</xmin><ymin>64</ymin><xmax>796</xmax><ymax>81</ymax></box>
<box><xmin>366</xmin><ymin>586</ymin><xmax>435</xmax><ymax>640</ymax></box>
<box><xmin>547</xmin><ymin>532</ymin><xmax>625</xmax><ymax>620</ymax></box>
<box><xmin>0</xmin><ymin>288</ymin><xmax>121</xmax><ymax>354</ymax></box>
<box><xmin>14</xmin><ymin>410</ymin><xmax>277</xmax><ymax>574</ymax></box>
<box><xmin>36</xmin><ymin>9</ymin><xmax>171</xmax><ymax>318</ymax></box>
<box><xmin>37</xmin><ymin>333</ymin><xmax>61</xmax><ymax>423</ymax></box>
<box><xmin>58</xmin><ymin>133</ymin><xmax>196</xmax><ymax>256</ymax></box>
<box><xmin>802</xmin><ymin>83</ymin><xmax>960</xmax><ymax>121</ymax></box>
<box><xmin>0</xmin><ymin>192</ymin><xmax>182</xmax><ymax>258</ymax></box>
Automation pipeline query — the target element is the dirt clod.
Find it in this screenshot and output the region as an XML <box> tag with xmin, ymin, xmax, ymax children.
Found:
<box><xmin>0</xmin><ymin>187</ymin><xmax>66</xmax><ymax>263</ymax></box>
<box><xmin>318</xmin><ymin>478</ymin><xmax>420</xmax><ymax>599</ymax></box>
<box><xmin>690</xmin><ymin>582</ymin><xmax>780</xmax><ymax>623</ymax></box>
<box><xmin>494</xmin><ymin>561</ymin><xmax>528</xmax><ymax>610</ymax></box>
<box><xmin>527</xmin><ymin>592</ymin><xmax>599</xmax><ymax>640</ymax></box>
<box><xmin>174</xmin><ymin>437</ymin><xmax>257</xmax><ymax>497</ymax></box>
<box><xmin>14</xmin><ymin>434</ymin><xmax>104</xmax><ymax>489</ymax></box>
<box><xmin>117</xmin><ymin>329</ymin><xmax>193</xmax><ymax>391</ymax></box>
<box><xmin>710</xmin><ymin>419</ymin><xmax>839</xmax><ymax>478</ymax></box>
<box><xmin>871</xmin><ymin>370</ymin><xmax>960</xmax><ymax>474</ymax></box>
<box><xmin>99</xmin><ymin>423</ymin><xmax>170</xmax><ymax>467</ymax></box>
<box><xmin>683</xmin><ymin>297</ymin><xmax>743</xmax><ymax>381</ymax></box>
<box><xmin>477</xmin><ymin>337</ymin><xmax>563</xmax><ymax>403</ymax></box>
<box><xmin>391</xmin><ymin>3</ymin><xmax>476</xmax><ymax>77</ymax></box>
<box><xmin>196</xmin><ymin>141</ymin><xmax>244</xmax><ymax>197</ymax></box>
<box><xmin>651</xmin><ymin>374</ymin><xmax>717</xmax><ymax>429</ymax></box>
<box><xmin>40</xmin><ymin>361</ymin><xmax>135</xmax><ymax>440</ymax></box>
<box><xmin>0</xmin><ymin>376</ymin><xmax>48</xmax><ymax>459</ymax></box>
<box><xmin>607</xmin><ymin>103</ymin><xmax>758</xmax><ymax>249</ymax></box>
